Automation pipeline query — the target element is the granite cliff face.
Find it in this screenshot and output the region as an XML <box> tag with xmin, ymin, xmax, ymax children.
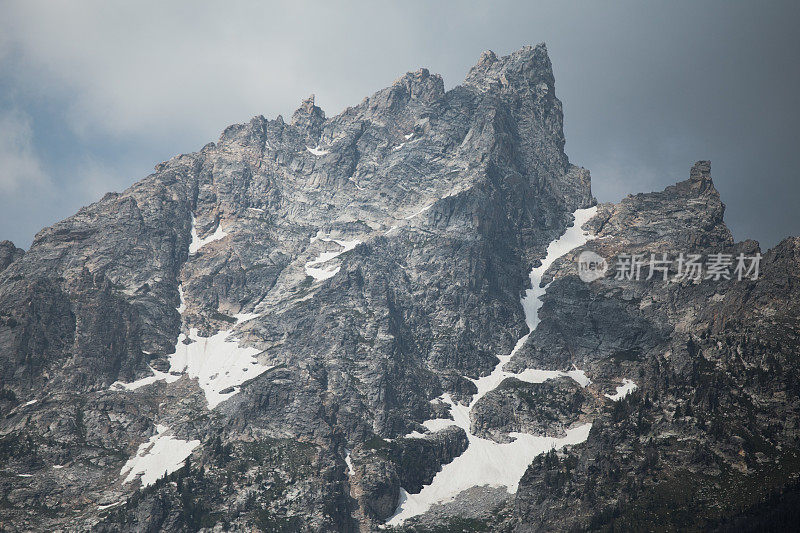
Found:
<box><xmin>508</xmin><ymin>162</ymin><xmax>800</xmax><ymax>532</ymax></box>
<box><xmin>0</xmin><ymin>45</ymin><xmax>798</xmax><ymax>532</ymax></box>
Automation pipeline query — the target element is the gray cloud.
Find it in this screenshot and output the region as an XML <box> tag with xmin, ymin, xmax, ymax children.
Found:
<box><xmin>0</xmin><ymin>0</ymin><xmax>797</xmax><ymax>248</ymax></box>
<box><xmin>0</xmin><ymin>109</ymin><xmax>49</xmax><ymax>193</ymax></box>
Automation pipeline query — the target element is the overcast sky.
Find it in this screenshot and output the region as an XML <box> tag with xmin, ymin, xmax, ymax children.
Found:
<box><xmin>1</xmin><ymin>1</ymin><xmax>798</xmax><ymax>249</ymax></box>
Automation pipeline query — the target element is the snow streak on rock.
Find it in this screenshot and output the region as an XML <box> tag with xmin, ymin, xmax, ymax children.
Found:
<box><xmin>176</xmin><ymin>284</ymin><xmax>186</xmax><ymax>313</ymax></box>
<box><xmin>233</xmin><ymin>312</ymin><xmax>262</xmax><ymax>323</ymax></box>
<box><xmin>387</xmin><ymin>207</ymin><xmax>598</xmax><ymax>525</ymax></box>
<box><xmin>189</xmin><ymin>215</ymin><xmax>228</xmax><ymax>254</ymax></box>
<box><xmin>304</xmin><ymin>237</ymin><xmax>361</xmax><ymax>281</ymax></box>
<box><xmin>97</xmin><ymin>501</ymin><xmax>123</xmax><ymax>511</ymax></box>
<box><xmin>605</xmin><ymin>379</ymin><xmax>638</xmax><ymax>401</ymax></box>
<box><xmin>306</xmin><ymin>146</ymin><xmax>329</xmax><ymax>156</ymax></box>
<box><xmin>119</xmin><ymin>424</ymin><xmax>200</xmax><ymax>488</ymax></box>
<box><xmin>403</xmin><ymin>203</ymin><xmax>434</xmax><ymax>220</ymax></box>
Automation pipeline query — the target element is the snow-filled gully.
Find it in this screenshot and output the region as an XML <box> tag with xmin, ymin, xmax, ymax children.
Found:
<box><xmin>188</xmin><ymin>215</ymin><xmax>228</xmax><ymax>254</ymax></box>
<box><xmin>386</xmin><ymin>207</ymin><xmax>598</xmax><ymax>525</ymax></box>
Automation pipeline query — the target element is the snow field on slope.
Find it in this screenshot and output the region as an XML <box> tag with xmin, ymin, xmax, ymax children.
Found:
<box><xmin>169</xmin><ymin>328</ymin><xmax>273</xmax><ymax>409</ymax></box>
<box><xmin>306</xmin><ymin>146</ymin><xmax>329</xmax><ymax>156</ymax></box>
<box><xmin>111</xmin><ymin>284</ymin><xmax>269</xmax><ymax>408</ymax></box>
<box><xmin>119</xmin><ymin>424</ymin><xmax>200</xmax><ymax>488</ymax></box>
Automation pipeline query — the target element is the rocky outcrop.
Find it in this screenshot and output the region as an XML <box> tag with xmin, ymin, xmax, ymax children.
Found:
<box><xmin>394</xmin><ymin>426</ymin><xmax>470</xmax><ymax>493</ymax></box>
<box><xmin>510</xmin><ymin>162</ymin><xmax>800</xmax><ymax>531</ymax></box>
<box><xmin>471</xmin><ymin>376</ymin><xmax>599</xmax><ymax>442</ymax></box>
<box><xmin>0</xmin><ymin>240</ymin><xmax>23</xmax><ymax>272</ymax></box>
<box><xmin>349</xmin><ymin>426</ymin><xmax>468</xmax><ymax>521</ymax></box>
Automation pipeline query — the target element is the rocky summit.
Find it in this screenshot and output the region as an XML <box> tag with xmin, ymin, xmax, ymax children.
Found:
<box><xmin>0</xmin><ymin>44</ymin><xmax>798</xmax><ymax>532</ymax></box>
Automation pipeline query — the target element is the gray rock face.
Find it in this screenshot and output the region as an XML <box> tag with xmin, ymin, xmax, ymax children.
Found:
<box><xmin>0</xmin><ymin>240</ymin><xmax>23</xmax><ymax>272</ymax></box>
<box><xmin>0</xmin><ymin>44</ymin><xmax>797</xmax><ymax>533</ymax></box>
<box><xmin>510</xmin><ymin>162</ymin><xmax>800</xmax><ymax>532</ymax></box>
<box><xmin>471</xmin><ymin>376</ymin><xmax>598</xmax><ymax>442</ymax></box>
<box><xmin>349</xmin><ymin>425</ymin><xmax>469</xmax><ymax>521</ymax></box>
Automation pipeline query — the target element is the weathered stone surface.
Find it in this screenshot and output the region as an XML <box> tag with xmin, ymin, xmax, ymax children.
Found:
<box><xmin>0</xmin><ymin>240</ymin><xmax>23</xmax><ymax>272</ymax></box>
<box><xmin>349</xmin><ymin>426</ymin><xmax>468</xmax><ymax>522</ymax></box>
<box><xmin>510</xmin><ymin>162</ymin><xmax>800</xmax><ymax>532</ymax></box>
<box><xmin>471</xmin><ymin>376</ymin><xmax>598</xmax><ymax>442</ymax></box>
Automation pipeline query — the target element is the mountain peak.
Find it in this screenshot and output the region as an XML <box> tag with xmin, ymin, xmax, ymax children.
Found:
<box><xmin>3</xmin><ymin>42</ymin><xmax>795</xmax><ymax>533</ymax></box>
<box><xmin>464</xmin><ymin>43</ymin><xmax>553</xmax><ymax>93</ymax></box>
<box><xmin>476</xmin><ymin>50</ymin><xmax>498</xmax><ymax>68</ymax></box>
<box><xmin>291</xmin><ymin>94</ymin><xmax>326</xmax><ymax>139</ymax></box>
<box><xmin>0</xmin><ymin>240</ymin><xmax>23</xmax><ymax>272</ymax></box>
<box><xmin>689</xmin><ymin>160</ymin><xmax>712</xmax><ymax>182</ymax></box>
<box><xmin>291</xmin><ymin>94</ymin><xmax>320</xmax><ymax>118</ymax></box>
<box><xmin>682</xmin><ymin>159</ymin><xmax>719</xmax><ymax>197</ymax></box>
<box><xmin>387</xmin><ymin>67</ymin><xmax>445</xmax><ymax>102</ymax></box>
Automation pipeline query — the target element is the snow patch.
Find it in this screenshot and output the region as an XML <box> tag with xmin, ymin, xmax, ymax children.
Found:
<box><xmin>306</xmin><ymin>146</ymin><xmax>329</xmax><ymax>156</ymax></box>
<box><xmin>189</xmin><ymin>216</ymin><xmax>228</xmax><ymax>254</ymax></box>
<box><xmin>177</xmin><ymin>284</ymin><xmax>186</xmax><ymax>313</ymax></box>
<box><xmin>170</xmin><ymin>328</ymin><xmax>273</xmax><ymax>409</ymax></box>
<box><xmin>98</xmin><ymin>501</ymin><xmax>123</xmax><ymax>511</ymax></box>
<box><xmin>345</xmin><ymin>450</ymin><xmax>355</xmax><ymax>476</ymax></box>
<box><xmin>305</xmin><ymin>264</ymin><xmax>340</xmax><ymax>282</ymax></box>
<box><xmin>566</xmin><ymin>366</ymin><xmax>592</xmax><ymax>388</ymax></box>
<box><xmin>387</xmin><ymin>207</ymin><xmax>598</xmax><ymax>525</ymax></box>
<box><xmin>605</xmin><ymin>379</ymin><xmax>638</xmax><ymax>401</ymax></box>
<box><xmin>23</xmin><ymin>399</ymin><xmax>37</xmax><ymax>407</ymax></box>
<box><xmin>120</xmin><ymin>425</ymin><xmax>199</xmax><ymax>488</ymax></box>
<box><xmin>403</xmin><ymin>203</ymin><xmax>434</xmax><ymax>220</ymax></box>
<box><xmin>304</xmin><ymin>238</ymin><xmax>361</xmax><ymax>282</ymax></box>
<box><xmin>233</xmin><ymin>312</ymin><xmax>261</xmax><ymax>323</ymax></box>
<box><xmin>110</xmin><ymin>365</ymin><xmax>180</xmax><ymax>391</ymax></box>
<box><xmin>113</xmin><ymin>319</ymin><xmax>270</xmax><ymax>408</ymax></box>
